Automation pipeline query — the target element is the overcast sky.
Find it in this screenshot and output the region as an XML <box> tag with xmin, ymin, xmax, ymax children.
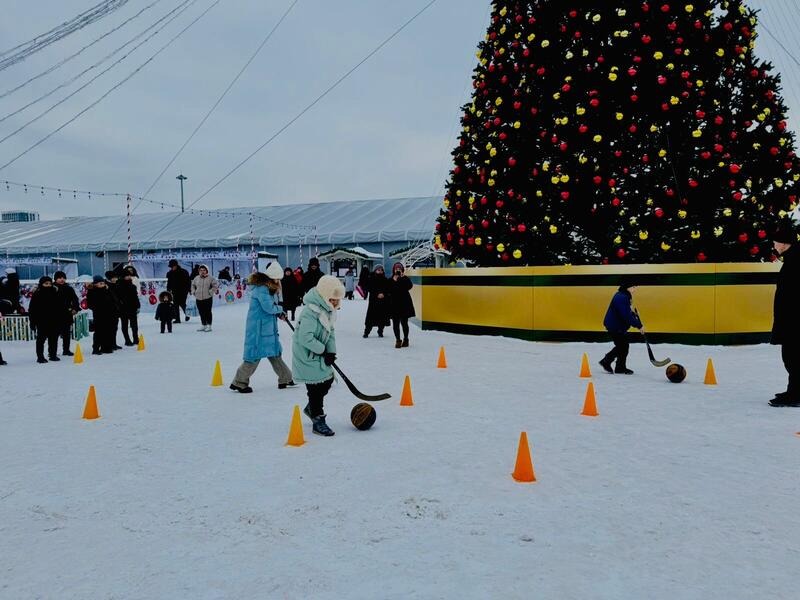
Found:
<box><xmin>0</xmin><ymin>0</ymin><xmax>798</xmax><ymax>221</ymax></box>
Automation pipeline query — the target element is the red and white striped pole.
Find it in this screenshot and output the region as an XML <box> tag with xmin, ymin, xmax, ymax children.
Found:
<box><xmin>249</xmin><ymin>212</ymin><xmax>256</xmax><ymax>272</ymax></box>
<box><xmin>126</xmin><ymin>194</ymin><xmax>132</xmax><ymax>264</ymax></box>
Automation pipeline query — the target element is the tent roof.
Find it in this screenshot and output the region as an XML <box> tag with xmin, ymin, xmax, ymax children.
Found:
<box><xmin>0</xmin><ymin>196</ymin><xmax>441</xmax><ymax>255</ymax></box>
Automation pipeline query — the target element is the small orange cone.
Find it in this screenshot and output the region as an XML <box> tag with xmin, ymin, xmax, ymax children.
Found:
<box><xmin>73</xmin><ymin>343</ymin><xmax>84</xmax><ymax>364</ymax></box>
<box><xmin>704</xmin><ymin>358</ymin><xmax>717</xmax><ymax>385</ymax></box>
<box><xmin>581</xmin><ymin>381</ymin><xmax>598</xmax><ymax>417</ymax></box>
<box><xmin>286</xmin><ymin>405</ymin><xmax>305</xmax><ymax>446</ymax></box>
<box><xmin>137</xmin><ymin>335</ymin><xmax>145</xmax><ymax>351</ymax></box>
<box><xmin>512</xmin><ymin>432</ymin><xmax>536</xmax><ymax>482</ymax></box>
<box><xmin>579</xmin><ymin>352</ymin><xmax>591</xmax><ymax>378</ymax></box>
<box><xmin>437</xmin><ymin>346</ymin><xmax>447</xmax><ymax>369</ymax></box>
<box><xmin>211</xmin><ymin>360</ymin><xmax>223</xmax><ymax>386</ymax></box>
<box><xmin>400</xmin><ymin>375</ymin><xmax>414</xmax><ymax>406</ymax></box>
<box><xmin>82</xmin><ymin>385</ymin><xmax>100</xmax><ymax>420</ymax></box>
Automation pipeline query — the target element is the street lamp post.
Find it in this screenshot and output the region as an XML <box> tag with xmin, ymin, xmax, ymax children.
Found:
<box><xmin>176</xmin><ymin>173</ymin><xmax>188</xmax><ymax>213</ymax></box>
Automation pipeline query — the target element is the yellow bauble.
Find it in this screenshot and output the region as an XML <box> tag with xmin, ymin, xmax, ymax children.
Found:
<box><xmin>654</xmin><ymin>51</ymin><xmax>664</xmax><ymax>60</ymax></box>
<box><xmin>549</xmin><ymin>225</ymin><xmax>558</xmax><ymax>234</ymax></box>
<box><xmin>609</xmin><ymin>73</ymin><xmax>618</xmax><ymax>82</ymax></box>
<box><xmin>692</xmin><ymin>129</ymin><xmax>702</xmax><ymax>138</ymax></box>
<box><xmin>536</xmin><ymin>190</ymin><xmax>543</xmax><ymax>197</ymax></box>
<box><xmin>670</xmin><ymin>96</ymin><xmax>679</xmax><ymax>105</ymax></box>
<box><xmin>592</xmin><ymin>14</ymin><xmax>601</xmax><ymax>22</ymax></box>
<box><xmin>691</xmin><ymin>230</ymin><xmax>701</xmax><ymax>239</ymax></box>
<box><xmin>714</xmin><ymin>227</ymin><xmax>723</xmax><ymax>237</ymax></box>
<box><xmin>542</xmin><ymin>40</ymin><xmax>550</xmax><ymax>48</ymax></box>
<box><xmin>593</xmin><ymin>134</ymin><xmax>603</xmax><ymax>142</ymax></box>
<box><xmin>475</xmin><ymin>237</ymin><xmax>482</xmax><ymax>246</ymax></box>
<box><xmin>678</xmin><ymin>210</ymin><xmax>687</xmax><ymax>219</ymax></box>
<box><xmin>614</xmin><ymin>235</ymin><xmax>622</xmax><ymax>244</ymax></box>
<box><xmin>551</xmin><ymin>176</ymin><xmax>560</xmax><ymax>185</ymax></box>
<box><xmin>658</xmin><ymin>149</ymin><xmax>667</xmax><ymax>157</ymax></box>
<box><xmin>495</xmin><ymin>97</ymin><xmax>503</xmax><ymax>106</ymax></box>
<box><xmin>514</xmin><ymin>121</ymin><xmax>521</xmax><ymax>129</ymax></box>
<box><xmin>488</xmin><ymin>179</ymin><xmax>495</xmax><ymax>187</ymax></box>
<box><xmin>576</xmin><ymin>107</ymin><xmax>586</xmax><ymax>116</ymax></box>
<box><xmin>527</xmin><ymin>33</ymin><xmax>536</xmax><ymax>42</ymax></box>
<box><xmin>716</xmin><ymin>48</ymin><xmax>724</xmax><ymax>57</ymax></box>
<box><xmin>496</xmin><ymin>243</ymin><xmax>505</xmax><ymax>252</ymax></box>
<box><xmin>616</xmin><ymin>112</ymin><xmax>624</xmax><ymax>120</ymax></box>
<box><xmin>685</xmin><ymin>4</ymin><xmax>694</xmax><ymax>12</ymax></box>
<box><xmin>723</xmin><ymin>208</ymin><xmax>732</xmax><ymax>217</ymax></box>
<box><xmin>513</xmin><ymin>249</ymin><xmax>522</xmax><ymax>259</ymax></box>
<box><xmin>490</xmin><ymin>148</ymin><xmax>497</xmax><ymax>157</ymax></box>
<box><xmin>560</xmin><ymin>175</ymin><xmax>569</xmax><ymax>183</ymax></box>
<box><xmin>639</xmin><ymin>231</ymin><xmax>649</xmax><ymax>240</ymax></box>
<box><xmin>661</xmin><ymin>242</ymin><xmax>671</xmax><ymax>251</ymax></box>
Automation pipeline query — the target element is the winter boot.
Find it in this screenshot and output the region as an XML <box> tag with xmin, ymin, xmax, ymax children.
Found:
<box><xmin>197</xmin><ymin>325</ymin><xmax>207</xmax><ymax>332</ymax></box>
<box><xmin>92</xmin><ymin>349</ymin><xmax>102</xmax><ymax>356</ymax></box>
<box><xmin>769</xmin><ymin>394</ymin><xmax>800</xmax><ymax>407</ymax></box>
<box><xmin>37</xmin><ymin>356</ymin><xmax>48</xmax><ymax>364</ymax></box>
<box><xmin>311</xmin><ymin>414</ymin><xmax>335</xmax><ymax>436</ymax></box>
<box><xmin>229</xmin><ymin>384</ymin><xmax>253</xmax><ymax>394</ymax></box>
<box><xmin>278</xmin><ymin>381</ymin><xmax>297</xmax><ymax>389</ymax></box>
<box><xmin>395</xmin><ymin>339</ymin><xmax>402</xmax><ymax>349</ymax></box>
<box><xmin>378</xmin><ymin>328</ymin><xmax>384</xmax><ymax>338</ymax></box>
<box><xmin>0</xmin><ymin>353</ymin><xmax>7</xmax><ymax>365</ymax></box>
<box><xmin>63</xmin><ymin>350</ymin><xmax>74</xmax><ymax>357</ymax></box>
<box><xmin>48</xmin><ymin>355</ymin><xmax>60</xmax><ymax>362</ymax></box>
<box><xmin>599</xmin><ymin>357</ymin><xmax>614</xmax><ymax>374</ymax></box>
<box><xmin>185</xmin><ymin>315</ymin><xmax>190</xmax><ymax>322</ymax></box>
<box><xmin>205</xmin><ymin>325</ymin><xmax>212</xmax><ymax>332</ymax></box>
<box><xmin>614</xmin><ymin>364</ymin><xmax>634</xmax><ymax>375</ymax></box>
<box><xmin>402</xmin><ymin>338</ymin><xmax>409</xmax><ymax>347</ymax></box>
<box><xmin>363</xmin><ymin>328</ymin><xmax>369</xmax><ymax>338</ymax></box>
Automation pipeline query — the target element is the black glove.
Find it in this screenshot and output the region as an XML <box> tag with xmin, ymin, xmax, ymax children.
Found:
<box><xmin>323</xmin><ymin>352</ymin><xmax>336</xmax><ymax>366</ymax></box>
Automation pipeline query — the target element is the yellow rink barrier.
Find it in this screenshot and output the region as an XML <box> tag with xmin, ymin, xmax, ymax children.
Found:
<box><xmin>408</xmin><ymin>263</ymin><xmax>780</xmax><ymax>345</ymax></box>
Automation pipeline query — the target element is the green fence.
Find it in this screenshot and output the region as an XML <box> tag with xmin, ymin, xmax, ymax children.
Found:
<box><xmin>0</xmin><ymin>311</ymin><xmax>89</xmax><ymax>342</ymax></box>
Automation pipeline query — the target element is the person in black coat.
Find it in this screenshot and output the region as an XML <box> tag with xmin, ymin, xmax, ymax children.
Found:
<box><xmin>599</xmin><ymin>281</ymin><xmax>644</xmax><ymax>375</ymax></box>
<box><xmin>167</xmin><ymin>259</ymin><xmax>192</xmax><ymax>323</ymax></box>
<box><xmin>0</xmin><ymin>268</ymin><xmax>21</xmax><ymax>313</ymax></box>
<box><xmin>364</xmin><ymin>265</ymin><xmax>391</xmax><ymax>338</ymax></box>
<box><xmin>218</xmin><ymin>266</ymin><xmax>232</xmax><ymax>282</ymax></box>
<box><xmin>769</xmin><ymin>226</ymin><xmax>800</xmax><ymax>406</ymax></box>
<box><xmin>302</xmin><ymin>257</ymin><xmax>323</xmax><ymax>295</ymax></box>
<box><xmin>87</xmin><ymin>276</ymin><xmax>117</xmax><ymax>354</ymax></box>
<box><xmin>281</xmin><ymin>266</ymin><xmax>301</xmax><ymax>321</ymax></box>
<box><xmin>117</xmin><ymin>271</ymin><xmax>141</xmax><ymax>346</ymax></box>
<box><xmin>105</xmin><ymin>271</ymin><xmax>124</xmax><ymax>349</ymax></box>
<box><xmin>388</xmin><ymin>262</ymin><xmax>415</xmax><ymax>348</ymax></box>
<box><xmin>53</xmin><ymin>270</ymin><xmax>80</xmax><ymax>356</ymax></box>
<box><xmin>28</xmin><ymin>276</ymin><xmax>62</xmax><ymax>363</ymax></box>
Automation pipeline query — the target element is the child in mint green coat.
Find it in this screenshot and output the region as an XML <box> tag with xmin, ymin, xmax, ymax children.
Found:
<box><xmin>292</xmin><ymin>275</ymin><xmax>345</xmax><ymax>436</ymax></box>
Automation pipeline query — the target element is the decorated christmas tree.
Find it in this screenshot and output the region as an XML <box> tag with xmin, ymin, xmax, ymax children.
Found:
<box><xmin>435</xmin><ymin>1</ymin><xmax>800</xmax><ymax>265</ymax></box>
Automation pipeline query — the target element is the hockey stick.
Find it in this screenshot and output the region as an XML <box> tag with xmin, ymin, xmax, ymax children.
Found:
<box><xmin>284</xmin><ymin>319</ymin><xmax>391</xmax><ymax>401</ymax></box>
<box><xmin>634</xmin><ymin>309</ymin><xmax>671</xmax><ymax>367</ymax></box>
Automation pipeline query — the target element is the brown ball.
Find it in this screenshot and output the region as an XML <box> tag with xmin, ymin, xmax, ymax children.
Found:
<box><xmin>666</xmin><ymin>363</ymin><xmax>687</xmax><ymax>383</ymax></box>
<box><xmin>350</xmin><ymin>402</ymin><xmax>377</xmax><ymax>430</ymax></box>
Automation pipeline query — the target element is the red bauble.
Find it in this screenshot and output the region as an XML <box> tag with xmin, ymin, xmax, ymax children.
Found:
<box><xmin>518</xmin><ymin>224</ymin><xmax>527</xmax><ymax>232</ymax></box>
<box><xmin>655</xmin><ymin>208</ymin><xmax>664</xmax><ymax>217</ymax></box>
<box><xmin>495</xmin><ymin>200</ymin><xmax>504</xmax><ymax>209</ymax></box>
<box><xmin>608</xmin><ymin>178</ymin><xmax>617</xmax><ymax>187</ymax></box>
<box><xmin>770</xmin><ymin>147</ymin><xmax>780</xmax><ymax>156</ymax></box>
<box><xmin>616</xmin><ymin>248</ymin><xmax>627</xmax><ymax>258</ymax></box>
<box><xmin>697</xmin><ymin>252</ymin><xmax>707</xmax><ymax>262</ymax></box>
<box><xmin>501</xmin><ymin>252</ymin><xmax>510</xmax><ymax>262</ymax></box>
<box><xmin>593</xmin><ymin>176</ymin><xmax>603</xmax><ymax>185</ymax></box>
<box><xmin>733</xmin><ymin>191</ymin><xmax>743</xmax><ymax>201</ymax></box>
<box><xmin>561</xmin><ymin>191</ymin><xmax>571</xmax><ymax>200</ymax></box>
<box><xmin>738</xmin><ymin>233</ymin><xmax>748</xmax><ymax>244</ymax></box>
<box><xmin>559</xmin><ymin>142</ymin><xmax>568</xmax><ymax>151</ymax></box>
<box><xmin>657</xmin><ymin>75</ymin><xmax>667</xmax><ymax>85</ymax></box>
<box><xmin>700</xmin><ymin>151</ymin><xmax>711</xmax><ymax>159</ymax></box>
<box><xmin>481</xmin><ymin>219</ymin><xmax>490</xmax><ymax>229</ymax></box>
<box><xmin>729</xmin><ymin>164</ymin><xmax>741</xmax><ymax>174</ymax></box>
<box><xmin>513</xmin><ymin>101</ymin><xmax>522</xmax><ymax>110</ymax></box>
<box><xmin>758</xmin><ymin>229</ymin><xmax>767</xmax><ymax>239</ymax></box>
<box><xmin>611</xmin><ymin>197</ymin><xmax>621</xmax><ymax>207</ymax></box>
<box><xmin>749</xmin><ymin>245</ymin><xmax>760</xmax><ymax>256</ymax></box>
<box><xmin>508</xmin><ymin>157</ymin><xmax>517</xmax><ymax>167</ymax></box>
<box><xmin>480</xmin><ymin>196</ymin><xmax>488</xmax><ymax>205</ymax></box>
<box><xmin>628</xmin><ymin>67</ymin><xmax>637</xmax><ymax>77</ymax></box>
<box><xmin>590</xmin><ymin>98</ymin><xmax>600</xmax><ymax>107</ymax></box>
<box><xmin>486</xmin><ymin>243</ymin><xmax>494</xmax><ymax>252</ymax></box>
<box><xmin>714</xmin><ymin>115</ymin><xmax>724</xmax><ymax>125</ymax></box>
<box><xmin>688</xmin><ymin>179</ymin><xmax>699</xmax><ymax>188</ymax></box>
<box><xmin>642</xmin><ymin>34</ymin><xmax>652</xmax><ymax>44</ymax></box>
<box><xmin>578</xmin><ymin>125</ymin><xmax>588</xmax><ymax>133</ymax></box>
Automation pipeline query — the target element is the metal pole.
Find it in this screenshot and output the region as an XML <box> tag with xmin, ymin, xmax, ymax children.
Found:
<box><xmin>176</xmin><ymin>174</ymin><xmax>188</xmax><ymax>213</ymax></box>
<box><xmin>126</xmin><ymin>194</ymin><xmax>133</xmax><ymax>264</ymax></box>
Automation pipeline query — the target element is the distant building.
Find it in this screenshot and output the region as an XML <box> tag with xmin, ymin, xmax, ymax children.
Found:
<box><xmin>1</xmin><ymin>210</ymin><xmax>40</xmax><ymax>223</ymax></box>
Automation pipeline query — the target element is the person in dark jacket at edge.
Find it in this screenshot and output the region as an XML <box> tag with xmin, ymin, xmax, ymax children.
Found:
<box><xmin>769</xmin><ymin>224</ymin><xmax>800</xmax><ymax>407</ymax></box>
<box><xmin>53</xmin><ymin>270</ymin><xmax>80</xmax><ymax>356</ymax></box>
<box><xmin>167</xmin><ymin>259</ymin><xmax>192</xmax><ymax>323</ymax></box>
<box><xmin>302</xmin><ymin>257</ymin><xmax>323</xmax><ymax>295</ymax></box>
<box><xmin>281</xmin><ymin>266</ymin><xmax>301</xmax><ymax>321</ymax></box>
<box><xmin>599</xmin><ymin>280</ymin><xmax>644</xmax><ymax>375</ymax></box>
<box><xmin>28</xmin><ymin>276</ymin><xmax>62</xmax><ymax>363</ymax></box>
<box><xmin>104</xmin><ymin>271</ymin><xmax>124</xmax><ymax>350</ymax></box>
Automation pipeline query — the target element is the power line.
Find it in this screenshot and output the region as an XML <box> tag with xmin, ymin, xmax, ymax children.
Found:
<box><xmin>167</xmin><ymin>0</ymin><xmax>440</xmax><ymax>234</ymax></box>
<box><xmin>0</xmin><ymin>1</ymin><xmax>130</xmax><ymax>70</ymax></box>
<box><xmin>0</xmin><ymin>0</ymin><xmax>197</xmax><ymax>139</ymax></box>
<box><xmin>133</xmin><ymin>0</ymin><xmax>301</xmax><ymax>216</ymax></box>
<box><xmin>0</xmin><ymin>0</ymin><xmax>163</xmax><ymax>102</ymax></box>
<box><xmin>0</xmin><ymin>0</ymin><xmax>220</xmax><ymax>173</ymax></box>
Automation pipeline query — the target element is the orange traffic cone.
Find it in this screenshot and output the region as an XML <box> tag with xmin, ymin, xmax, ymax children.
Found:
<box><xmin>704</xmin><ymin>358</ymin><xmax>717</xmax><ymax>385</ymax></box>
<box><xmin>400</xmin><ymin>375</ymin><xmax>414</xmax><ymax>406</ymax></box>
<box><xmin>82</xmin><ymin>385</ymin><xmax>100</xmax><ymax>420</ymax></box>
<box><xmin>73</xmin><ymin>343</ymin><xmax>84</xmax><ymax>365</ymax></box>
<box><xmin>579</xmin><ymin>352</ymin><xmax>591</xmax><ymax>378</ymax></box>
<box><xmin>437</xmin><ymin>346</ymin><xmax>447</xmax><ymax>369</ymax></box>
<box><xmin>581</xmin><ymin>381</ymin><xmax>598</xmax><ymax>417</ymax></box>
<box><xmin>286</xmin><ymin>405</ymin><xmax>305</xmax><ymax>446</ymax></box>
<box><xmin>512</xmin><ymin>432</ymin><xmax>536</xmax><ymax>482</ymax></box>
<box><xmin>211</xmin><ymin>360</ymin><xmax>223</xmax><ymax>386</ymax></box>
<box><xmin>137</xmin><ymin>335</ymin><xmax>145</xmax><ymax>351</ymax></box>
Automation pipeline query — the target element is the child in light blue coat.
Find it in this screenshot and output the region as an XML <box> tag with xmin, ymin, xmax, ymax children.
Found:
<box><xmin>230</xmin><ymin>263</ymin><xmax>294</xmax><ymax>393</ymax></box>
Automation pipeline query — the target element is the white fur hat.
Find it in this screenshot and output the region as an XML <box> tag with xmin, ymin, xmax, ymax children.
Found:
<box><xmin>265</xmin><ymin>261</ymin><xmax>283</xmax><ymax>280</ymax></box>
<box><xmin>5</xmin><ymin>267</ymin><xmax>15</xmax><ymax>274</ymax></box>
<box><xmin>316</xmin><ymin>275</ymin><xmax>345</xmax><ymax>300</ymax></box>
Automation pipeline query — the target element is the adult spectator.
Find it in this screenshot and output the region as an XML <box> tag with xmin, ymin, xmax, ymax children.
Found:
<box><xmin>166</xmin><ymin>259</ymin><xmax>192</xmax><ymax>323</ymax></box>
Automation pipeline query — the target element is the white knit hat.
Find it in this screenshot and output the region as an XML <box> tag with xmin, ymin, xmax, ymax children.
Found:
<box><xmin>265</xmin><ymin>261</ymin><xmax>283</xmax><ymax>280</ymax></box>
<box><xmin>316</xmin><ymin>275</ymin><xmax>345</xmax><ymax>300</ymax></box>
<box><xmin>5</xmin><ymin>267</ymin><xmax>15</xmax><ymax>274</ymax></box>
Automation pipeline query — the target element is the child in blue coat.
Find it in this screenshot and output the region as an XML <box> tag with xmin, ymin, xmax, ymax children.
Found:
<box><xmin>599</xmin><ymin>281</ymin><xmax>644</xmax><ymax>375</ymax></box>
<box><xmin>229</xmin><ymin>263</ymin><xmax>294</xmax><ymax>393</ymax></box>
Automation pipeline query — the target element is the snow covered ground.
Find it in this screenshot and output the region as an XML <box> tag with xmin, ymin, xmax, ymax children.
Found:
<box><xmin>2</xmin><ymin>300</ymin><xmax>799</xmax><ymax>599</ymax></box>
